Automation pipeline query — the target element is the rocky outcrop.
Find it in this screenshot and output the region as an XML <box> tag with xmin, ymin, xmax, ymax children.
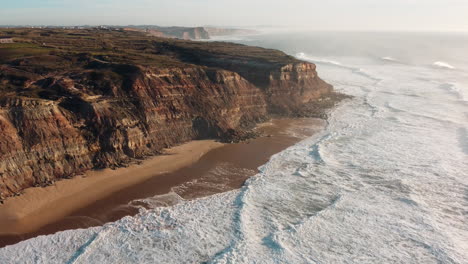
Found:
<box><xmin>0</xmin><ymin>29</ymin><xmax>340</xmax><ymax>200</ymax></box>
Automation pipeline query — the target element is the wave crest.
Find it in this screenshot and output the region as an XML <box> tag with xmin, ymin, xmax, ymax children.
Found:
<box><xmin>381</xmin><ymin>56</ymin><xmax>398</xmax><ymax>62</ymax></box>
<box><xmin>296</xmin><ymin>52</ymin><xmax>342</xmax><ymax>66</ymax></box>
<box><xmin>433</xmin><ymin>61</ymin><xmax>456</xmax><ymax>69</ymax></box>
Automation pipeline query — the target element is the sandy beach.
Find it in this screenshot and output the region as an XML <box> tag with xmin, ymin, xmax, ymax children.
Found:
<box><xmin>0</xmin><ymin>118</ymin><xmax>324</xmax><ymax>247</ymax></box>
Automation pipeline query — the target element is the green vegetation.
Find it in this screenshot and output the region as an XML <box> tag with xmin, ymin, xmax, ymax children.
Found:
<box><xmin>0</xmin><ymin>28</ymin><xmax>297</xmax><ymax>67</ymax></box>
<box><xmin>163</xmin><ymin>40</ymin><xmax>296</xmax><ymax>64</ymax></box>
<box><xmin>0</xmin><ymin>42</ymin><xmax>52</xmax><ymax>63</ymax></box>
<box><xmin>0</xmin><ymin>28</ymin><xmax>302</xmax><ymax>97</ymax></box>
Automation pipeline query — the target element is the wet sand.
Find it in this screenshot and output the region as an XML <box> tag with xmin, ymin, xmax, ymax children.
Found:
<box><xmin>0</xmin><ymin>118</ymin><xmax>324</xmax><ymax>247</ymax></box>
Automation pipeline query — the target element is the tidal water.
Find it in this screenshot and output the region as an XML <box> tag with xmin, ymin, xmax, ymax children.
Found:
<box><xmin>1</xmin><ymin>31</ymin><xmax>467</xmax><ymax>263</ymax></box>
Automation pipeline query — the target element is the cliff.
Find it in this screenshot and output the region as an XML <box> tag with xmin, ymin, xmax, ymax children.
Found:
<box><xmin>0</xmin><ymin>28</ymin><xmax>341</xmax><ymax>200</ymax></box>
<box><xmin>124</xmin><ymin>26</ymin><xmax>256</xmax><ymax>40</ymax></box>
<box><xmin>125</xmin><ymin>26</ymin><xmax>210</xmax><ymax>40</ymax></box>
<box><xmin>204</xmin><ymin>27</ymin><xmax>258</xmax><ymax>37</ymax></box>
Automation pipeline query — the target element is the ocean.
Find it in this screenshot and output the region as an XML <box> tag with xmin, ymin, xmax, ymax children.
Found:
<box><xmin>1</xmin><ymin>31</ymin><xmax>468</xmax><ymax>263</ymax></box>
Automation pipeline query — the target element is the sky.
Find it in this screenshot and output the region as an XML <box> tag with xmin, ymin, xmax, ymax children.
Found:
<box><xmin>1</xmin><ymin>0</ymin><xmax>467</xmax><ymax>32</ymax></box>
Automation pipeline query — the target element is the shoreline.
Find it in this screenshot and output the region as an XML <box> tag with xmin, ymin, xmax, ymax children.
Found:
<box><xmin>0</xmin><ymin>140</ymin><xmax>224</xmax><ymax>234</ymax></box>
<box><xmin>0</xmin><ymin>118</ymin><xmax>325</xmax><ymax>247</ymax></box>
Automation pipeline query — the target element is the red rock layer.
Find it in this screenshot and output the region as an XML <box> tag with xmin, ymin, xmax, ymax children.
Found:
<box><xmin>0</xmin><ymin>60</ymin><xmax>332</xmax><ymax>199</ymax></box>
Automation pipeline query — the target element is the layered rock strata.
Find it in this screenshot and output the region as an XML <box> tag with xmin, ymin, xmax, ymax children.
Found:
<box><xmin>0</xmin><ymin>29</ymin><xmax>337</xmax><ymax>200</ymax></box>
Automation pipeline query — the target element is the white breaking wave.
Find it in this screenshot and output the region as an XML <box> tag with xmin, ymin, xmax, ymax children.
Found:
<box><xmin>381</xmin><ymin>56</ymin><xmax>398</xmax><ymax>62</ymax></box>
<box><xmin>438</xmin><ymin>82</ymin><xmax>468</xmax><ymax>102</ymax></box>
<box><xmin>296</xmin><ymin>52</ymin><xmax>342</xmax><ymax>66</ymax></box>
<box><xmin>135</xmin><ymin>191</ymin><xmax>184</xmax><ymax>208</ymax></box>
<box><xmin>296</xmin><ymin>52</ymin><xmax>382</xmax><ymax>82</ymax></box>
<box><xmin>433</xmin><ymin>61</ymin><xmax>456</xmax><ymax>69</ymax></box>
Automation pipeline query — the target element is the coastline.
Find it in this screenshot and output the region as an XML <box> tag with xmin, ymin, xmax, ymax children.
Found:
<box><xmin>0</xmin><ymin>140</ymin><xmax>224</xmax><ymax>235</ymax></box>
<box><xmin>0</xmin><ymin>118</ymin><xmax>325</xmax><ymax>247</ymax></box>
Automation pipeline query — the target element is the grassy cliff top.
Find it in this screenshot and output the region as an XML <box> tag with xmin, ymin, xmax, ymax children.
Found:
<box><xmin>0</xmin><ymin>28</ymin><xmax>298</xmax><ymax>69</ymax></box>
<box><xmin>0</xmin><ymin>28</ymin><xmax>303</xmax><ymax>98</ymax></box>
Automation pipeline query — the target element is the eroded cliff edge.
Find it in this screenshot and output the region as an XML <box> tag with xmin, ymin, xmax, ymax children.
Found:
<box><xmin>0</xmin><ymin>28</ymin><xmax>343</xmax><ymax>200</ymax></box>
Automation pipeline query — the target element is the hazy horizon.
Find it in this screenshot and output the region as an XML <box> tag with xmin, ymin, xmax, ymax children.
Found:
<box><xmin>1</xmin><ymin>0</ymin><xmax>468</xmax><ymax>32</ymax></box>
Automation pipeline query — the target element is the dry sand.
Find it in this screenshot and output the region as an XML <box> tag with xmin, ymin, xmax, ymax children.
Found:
<box><xmin>0</xmin><ymin>141</ymin><xmax>223</xmax><ymax>234</ymax></box>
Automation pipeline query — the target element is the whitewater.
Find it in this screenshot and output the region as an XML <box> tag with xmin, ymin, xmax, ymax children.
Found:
<box><xmin>1</xmin><ymin>32</ymin><xmax>468</xmax><ymax>263</ymax></box>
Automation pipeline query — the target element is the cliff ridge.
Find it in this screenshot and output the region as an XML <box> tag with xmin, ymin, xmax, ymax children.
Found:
<box><xmin>0</xmin><ymin>28</ymin><xmax>344</xmax><ymax>200</ymax></box>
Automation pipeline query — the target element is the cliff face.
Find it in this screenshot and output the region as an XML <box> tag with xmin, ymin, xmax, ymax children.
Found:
<box><xmin>125</xmin><ymin>26</ymin><xmax>210</xmax><ymax>40</ymax></box>
<box><xmin>0</xmin><ymin>29</ymin><xmax>339</xmax><ymax>200</ymax></box>
<box><xmin>204</xmin><ymin>27</ymin><xmax>258</xmax><ymax>37</ymax></box>
<box><xmin>267</xmin><ymin>63</ymin><xmax>333</xmax><ymax>114</ymax></box>
<box><xmin>160</xmin><ymin>43</ymin><xmax>333</xmax><ymax>115</ymax></box>
<box><xmin>126</xmin><ymin>26</ymin><xmax>254</xmax><ymax>40</ymax></box>
<box><xmin>0</xmin><ymin>67</ymin><xmax>269</xmax><ymax>198</ymax></box>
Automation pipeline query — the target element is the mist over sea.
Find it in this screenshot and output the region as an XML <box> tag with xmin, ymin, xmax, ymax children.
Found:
<box><xmin>2</xmin><ymin>31</ymin><xmax>468</xmax><ymax>263</ymax></box>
